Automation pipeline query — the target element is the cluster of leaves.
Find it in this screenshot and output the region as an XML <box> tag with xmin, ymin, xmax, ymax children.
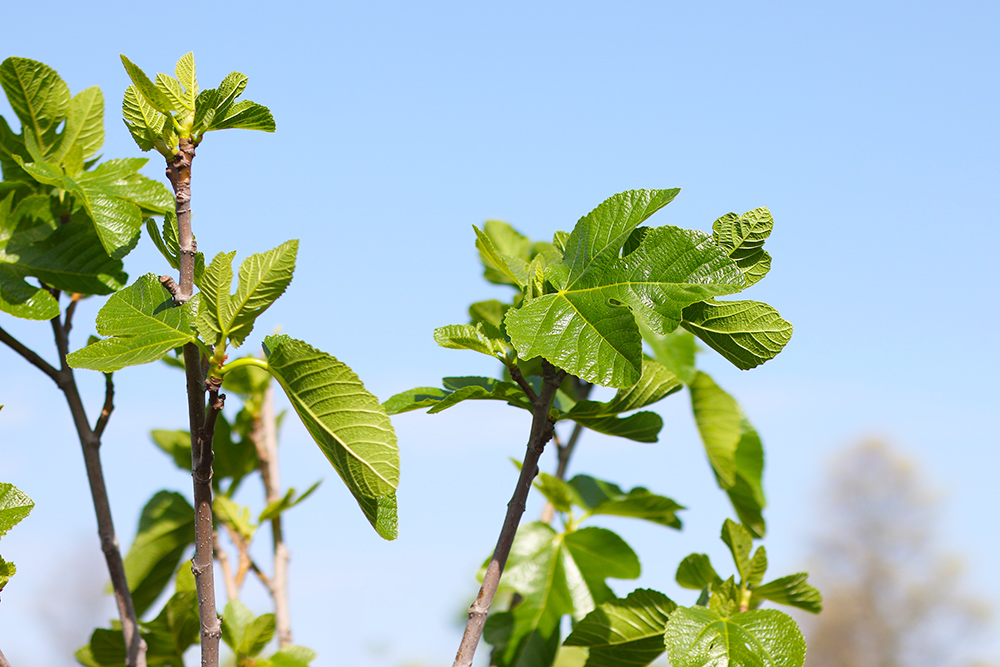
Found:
<box><xmin>0</xmin><ymin>479</ymin><xmax>34</xmax><ymax>593</ymax></box>
<box><xmin>483</xmin><ymin>472</ymin><xmax>683</xmax><ymax>666</ymax></box>
<box><xmin>119</xmin><ymin>52</ymin><xmax>274</xmax><ymax>156</ymax></box>
<box><xmin>56</xmin><ymin>54</ymin><xmax>399</xmax><ymax>665</ymax></box>
<box><xmin>389</xmin><ymin>189</ymin><xmax>814</xmax><ymax>666</ymax></box>
<box><xmin>0</xmin><ymin>57</ymin><xmax>172</xmax><ymax>319</ymax></box>
<box><xmin>67</xmin><ymin>52</ymin><xmax>399</xmax><ymax>540</ymax></box>
<box><xmin>565</xmin><ymin>519</ymin><xmax>821</xmax><ymax>667</ymax></box>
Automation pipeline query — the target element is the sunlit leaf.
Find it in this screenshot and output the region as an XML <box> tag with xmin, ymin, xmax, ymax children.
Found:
<box><xmin>751</xmin><ymin>573</ymin><xmax>823</xmax><ymax>614</ymax></box>
<box><xmin>0</xmin><ymin>57</ymin><xmax>70</xmax><ymax>158</ymax></box>
<box><xmin>682</xmin><ymin>299</ymin><xmax>791</xmax><ymax>370</ymax></box>
<box><xmin>263</xmin><ymin>335</ymin><xmax>399</xmax><ymax>534</ymax></box>
<box><xmin>664</xmin><ymin>606</ymin><xmax>806</xmax><ymax>667</ymax></box>
<box><xmin>66</xmin><ymin>274</ymin><xmax>198</xmax><ymax>372</ymax></box>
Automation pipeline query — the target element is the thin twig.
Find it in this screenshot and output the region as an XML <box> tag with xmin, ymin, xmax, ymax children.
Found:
<box><xmin>93</xmin><ymin>373</ymin><xmax>115</xmax><ymax>439</ymax></box>
<box><xmin>453</xmin><ymin>361</ymin><xmax>566</xmax><ymax>667</ymax></box>
<box><xmin>540</xmin><ymin>379</ymin><xmax>591</xmax><ymax>523</ymax></box>
<box><xmin>507</xmin><ymin>363</ymin><xmax>538</xmax><ymax>403</ymax></box>
<box><xmin>46</xmin><ymin>308</ymin><xmax>146</xmax><ymax>667</ymax></box>
<box><xmin>0</xmin><ymin>325</ymin><xmax>60</xmax><ymax>383</ymax></box>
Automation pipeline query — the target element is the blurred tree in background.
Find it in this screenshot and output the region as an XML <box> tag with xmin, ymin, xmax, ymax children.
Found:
<box><xmin>803</xmin><ymin>440</ymin><xmax>993</xmax><ymax>667</ymax></box>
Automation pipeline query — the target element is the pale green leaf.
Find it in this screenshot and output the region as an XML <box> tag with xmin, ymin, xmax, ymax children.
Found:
<box><xmin>689</xmin><ymin>371</ymin><xmax>767</xmax><ymax>536</ymax></box>
<box><xmin>122</xmin><ymin>85</ymin><xmax>166</xmax><ymax>152</ymax></box>
<box><xmin>0</xmin><ymin>482</ymin><xmax>34</xmax><ymax>537</ymax></box>
<box><xmin>0</xmin><ymin>57</ymin><xmax>70</xmax><ymax>158</ymax></box>
<box><xmin>0</xmin><ymin>557</ymin><xmax>15</xmax><ymax>593</ymax></box>
<box><xmin>192</xmin><ymin>71</ymin><xmax>248</xmax><ymax>133</ymax></box>
<box><xmin>433</xmin><ymin>322</ymin><xmax>507</xmax><ymax>359</ymax></box>
<box><xmin>0</xmin><ymin>115</ymin><xmax>32</xmax><ymax>181</ymax></box>
<box><xmin>214</xmin><ymin>495</ymin><xmax>256</xmax><ymax>543</ymax></box>
<box><xmin>208</xmin><ymin>100</ymin><xmax>275</xmax><ymax>132</ymax></box>
<box><xmin>751</xmin><ymin>573</ymin><xmax>822</xmax><ymax>614</ymax></box>
<box><xmin>474</xmin><ymin>224</ymin><xmax>527</xmax><ymax>288</ymax></box>
<box><xmin>266</xmin><ymin>645</ymin><xmax>317</xmax><ymax>667</ymax></box>
<box><xmin>121</xmin><ymin>491</ymin><xmax>195</xmax><ymax>618</ymax></box>
<box><xmin>643</xmin><ymin>327</ymin><xmax>697</xmax><ymax>385</ymax></box>
<box><xmin>174</xmin><ymin>53</ymin><xmax>198</xmax><ymax>101</ymax></box>
<box><xmin>155</xmin><ymin>73</ymin><xmax>190</xmax><ymax>113</ymax></box>
<box><xmin>66</xmin><ymin>274</ymin><xmax>198</xmax><ymax>372</ymax></box>
<box><xmin>748</xmin><ymin>547</ymin><xmax>768</xmax><ymax>588</ymax></box>
<box><xmin>197</xmin><ymin>241</ymin><xmax>297</xmax><ymax>347</ymax></box>
<box><xmin>258</xmin><ymin>481</ymin><xmax>322</xmax><ymax>522</ymax></box>
<box><xmin>682</xmin><ymin>299</ymin><xmax>792</xmax><ymax>370</ymax></box>
<box><xmin>712</xmin><ymin>207</ymin><xmax>773</xmax><ymax>287</ymax></box>
<box><xmin>52</xmin><ymin>86</ymin><xmax>104</xmax><ymax>164</ymax></box>
<box><xmin>564</xmin><ymin>588</ymin><xmax>675</xmax><ymax>667</ymax></box>
<box><xmin>120</xmin><ymin>55</ymin><xmax>175</xmax><ymax>114</ymax></box>
<box><xmin>262</xmin><ymin>334</ymin><xmax>399</xmax><ymax>503</ymax></box>
<box><xmin>534</xmin><ymin>472</ymin><xmax>581</xmax><ymax>513</ymax></box>
<box><xmin>664</xmin><ymin>607</ymin><xmax>806</xmax><ymax>667</ymax></box>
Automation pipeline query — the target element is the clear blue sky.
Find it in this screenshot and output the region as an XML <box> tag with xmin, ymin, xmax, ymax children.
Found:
<box><xmin>1</xmin><ymin>2</ymin><xmax>997</xmax><ymax>665</ymax></box>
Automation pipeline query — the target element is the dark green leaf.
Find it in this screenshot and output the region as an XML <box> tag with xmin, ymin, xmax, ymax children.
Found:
<box><xmin>676</xmin><ymin>554</ymin><xmax>723</xmax><ymax>590</ymax></box>
<box><xmin>383</xmin><ymin>376</ymin><xmax>530</xmax><ymax>415</ymax></box>
<box><xmin>564</xmin><ymin>588</ymin><xmax>675</xmax><ymax>667</ymax></box>
<box><xmin>681</xmin><ymin>299</ymin><xmax>792</xmax><ymax>370</ymax></box>
<box><xmin>568</xmin><ymin>475</ymin><xmax>683</xmax><ymax>529</ymax></box>
<box><xmin>712</xmin><ymin>207</ymin><xmax>773</xmax><ymax>287</ymax></box>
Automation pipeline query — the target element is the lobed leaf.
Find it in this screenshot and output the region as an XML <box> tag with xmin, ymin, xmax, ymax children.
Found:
<box><xmin>433</xmin><ymin>322</ymin><xmax>507</xmax><ymax>359</ymax></box>
<box><xmin>506</xmin><ymin>197</ymin><xmax>744</xmax><ymax>387</ymax></box>
<box><xmin>66</xmin><ymin>274</ymin><xmax>199</xmax><ymax>372</ymax></box>
<box><xmin>262</xmin><ymin>335</ymin><xmax>399</xmax><ymax>534</ymax></box>
<box><xmin>712</xmin><ymin>207</ymin><xmax>773</xmax><ymax>287</ymax></box>
<box><xmin>51</xmin><ymin>86</ymin><xmax>104</xmax><ymax>165</ymax></box>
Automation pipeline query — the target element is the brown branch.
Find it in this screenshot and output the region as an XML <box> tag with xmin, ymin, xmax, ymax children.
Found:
<box><xmin>540</xmin><ymin>379</ymin><xmax>591</xmax><ymax>524</ymax></box>
<box><xmin>188</xmin><ymin>367</ymin><xmax>223</xmax><ymax>667</ymax></box>
<box><xmin>253</xmin><ymin>382</ymin><xmax>294</xmax><ymax>647</ymax></box>
<box><xmin>46</xmin><ymin>309</ymin><xmax>146</xmax><ymax>667</ymax></box>
<box><xmin>506</xmin><ymin>362</ymin><xmax>538</xmax><ymax>403</ymax></box>
<box><xmin>168</xmin><ymin>134</ymin><xmax>221</xmax><ymax>667</ymax></box>
<box><xmin>93</xmin><ymin>373</ymin><xmax>115</xmax><ymax>439</ymax></box>
<box><xmin>453</xmin><ymin>361</ymin><xmax>566</xmax><ymax>667</ymax></box>
<box><xmin>0</xmin><ymin>325</ymin><xmax>59</xmax><ymax>384</ymax></box>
